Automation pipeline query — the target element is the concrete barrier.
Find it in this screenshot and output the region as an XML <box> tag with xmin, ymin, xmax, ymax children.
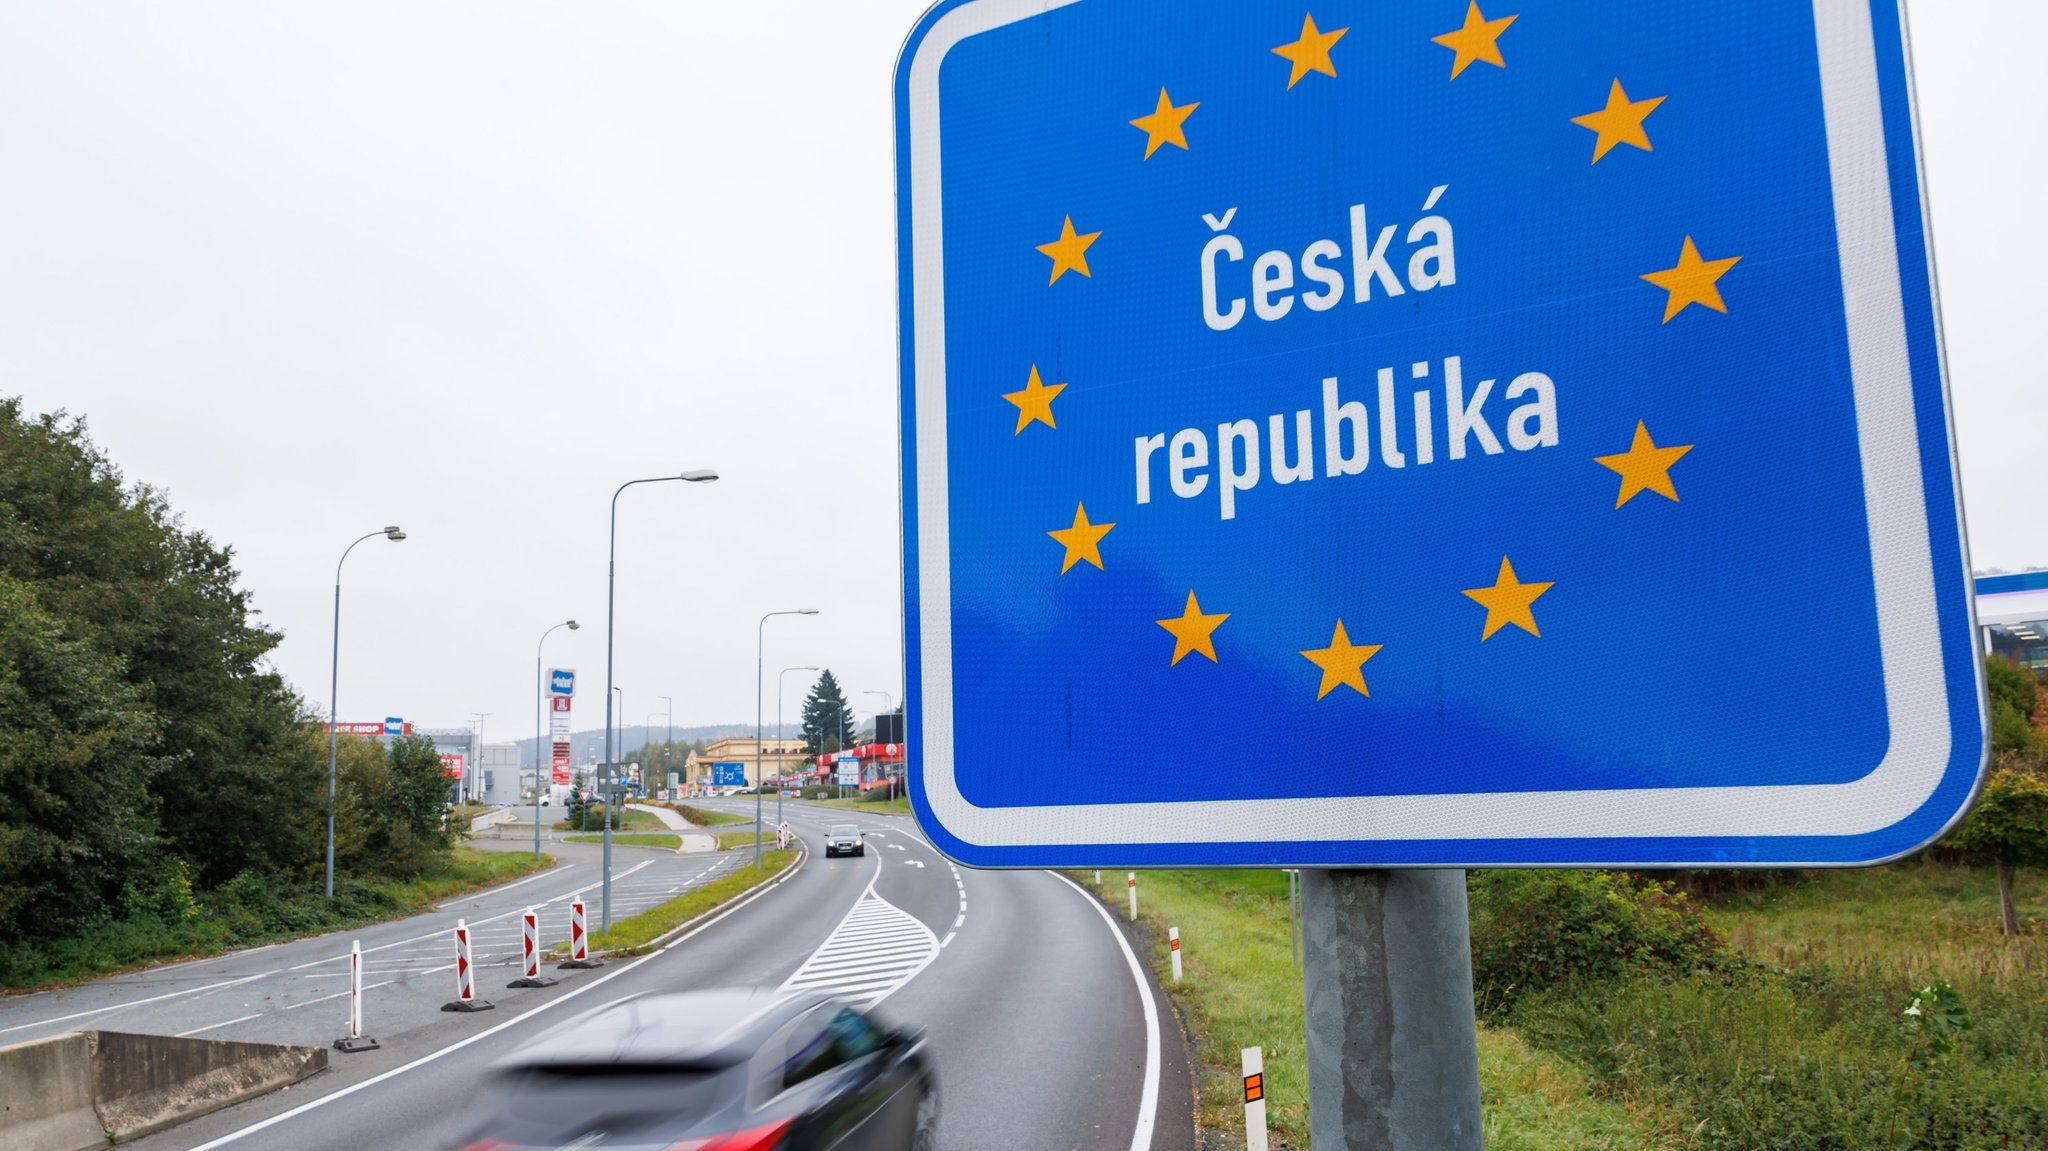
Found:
<box><xmin>0</xmin><ymin>1030</ymin><xmax>326</xmax><ymax>1149</ymax></box>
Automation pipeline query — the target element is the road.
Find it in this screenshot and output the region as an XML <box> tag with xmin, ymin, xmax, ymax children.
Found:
<box><xmin>0</xmin><ymin>802</ymin><xmax>1192</xmax><ymax>1151</ymax></box>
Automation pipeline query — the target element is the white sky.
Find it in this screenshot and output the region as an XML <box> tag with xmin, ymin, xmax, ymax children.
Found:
<box><xmin>1</xmin><ymin>3</ymin><xmax>2039</xmax><ymax>739</ymax></box>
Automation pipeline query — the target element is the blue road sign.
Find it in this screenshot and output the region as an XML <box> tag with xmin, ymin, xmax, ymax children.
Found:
<box><xmin>894</xmin><ymin>0</ymin><xmax>1984</xmax><ymax>868</ymax></box>
<box><xmin>713</xmin><ymin>762</ymin><xmax>748</xmax><ymax>788</ymax></box>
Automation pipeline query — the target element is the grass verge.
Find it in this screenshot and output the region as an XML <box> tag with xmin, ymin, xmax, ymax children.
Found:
<box><xmin>565</xmin><ymin>833</ymin><xmax>682</xmax><ymax>849</ymax></box>
<box><xmin>1073</xmin><ymin>870</ymin><xmax>1678</xmax><ymax>1150</ymax></box>
<box><xmin>800</xmin><ymin>795</ymin><xmax>912</xmax><ymax>817</ymax></box>
<box><xmin>654</xmin><ymin>803</ymin><xmax>750</xmax><ymax>827</ymax></box>
<box><xmin>2</xmin><ymin>848</ymin><xmax>554</xmax><ymax>992</ymax></box>
<box><xmin>717</xmin><ymin>829</ymin><xmax>774</xmax><ymax>851</ymax></box>
<box><xmin>577</xmin><ymin>848</ymin><xmax>799</xmax><ymax>956</ymax></box>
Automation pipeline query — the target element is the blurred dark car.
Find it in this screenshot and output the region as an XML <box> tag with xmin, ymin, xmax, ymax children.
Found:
<box><xmin>450</xmin><ymin>988</ymin><xmax>937</xmax><ymax>1151</ymax></box>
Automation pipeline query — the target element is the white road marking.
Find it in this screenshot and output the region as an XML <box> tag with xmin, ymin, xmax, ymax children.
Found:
<box><xmin>0</xmin><ymin>972</ymin><xmax>276</xmax><ymax>1037</ymax></box>
<box><xmin>779</xmin><ymin>862</ymin><xmax>938</xmax><ymax>1008</ymax></box>
<box><xmin>175</xmin><ymin>1013</ymin><xmax>262</xmax><ymax>1038</ymax></box>
<box><xmin>1053</xmin><ymin>873</ymin><xmax>1161</xmax><ymax>1151</ymax></box>
<box><xmin>282</xmin><ymin>980</ymin><xmax>395</xmax><ymax>1011</ymax></box>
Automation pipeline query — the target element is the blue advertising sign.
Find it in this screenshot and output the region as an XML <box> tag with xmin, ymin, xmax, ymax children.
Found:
<box><xmin>383</xmin><ymin>717</ymin><xmax>404</xmax><ymax>736</ymax></box>
<box><xmin>712</xmin><ymin>762</ymin><xmax>748</xmax><ymax>788</ymax></box>
<box><xmin>548</xmin><ymin>668</ymin><xmax>576</xmax><ymax>697</ymax></box>
<box><xmin>894</xmin><ymin>0</ymin><xmax>1983</xmax><ymax>868</ymax></box>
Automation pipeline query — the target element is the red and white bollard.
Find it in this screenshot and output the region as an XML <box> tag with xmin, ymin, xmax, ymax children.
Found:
<box><xmin>332</xmin><ymin>939</ymin><xmax>379</xmax><ymax>1052</ymax></box>
<box><xmin>1242</xmin><ymin>1046</ymin><xmax>1269</xmax><ymax>1151</ymax></box>
<box><xmin>1169</xmin><ymin>926</ymin><xmax>1182</xmax><ymax>982</ymax></box>
<box><xmin>559</xmin><ymin>897</ymin><xmax>602</xmax><ymax>969</ymax></box>
<box><xmin>508</xmin><ymin>906</ymin><xmax>558</xmax><ymax>988</ymax></box>
<box><xmin>441</xmin><ymin>918</ymin><xmax>494</xmax><ymax>1012</ymax></box>
<box><xmin>776</xmin><ymin>822</ymin><xmax>792</xmax><ymax>850</ymax></box>
<box><xmin>1128</xmin><ymin>872</ymin><xmax>1138</xmax><ymax>921</ymax></box>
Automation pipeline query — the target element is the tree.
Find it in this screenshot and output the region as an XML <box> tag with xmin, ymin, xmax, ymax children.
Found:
<box><xmin>1945</xmin><ymin>752</ymin><xmax>2048</xmax><ymax>935</ymax></box>
<box><xmin>799</xmin><ymin>670</ymin><xmax>857</xmax><ymax>755</ymax></box>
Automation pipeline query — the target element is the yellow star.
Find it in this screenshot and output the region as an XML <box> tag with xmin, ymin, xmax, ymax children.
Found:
<box><xmin>1157</xmin><ymin>591</ymin><xmax>1229</xmax><ymax>666</ymax></box>
<box><xmin>1430</xmin><ymin>3</ymin><xmax>1516</xmax><ymax>80</ymax></box>
<box><xmin>1272</xmin><ymin>13</ymin><xmax>1348</xmax><ymax>89</ymax></box>
<box><xmin>1300</xmin><ymin>620</ymin><xmax>1382</xmax><ymax>700</ymax></box>
<box><xmin>1035</xmin><ymin>215</ymin><xmax>1101</xmax><ymax>284</ymax></box>
<box><xmin>1640</xmin><ymin>236</ymin><xmax>1742</xmax><ymax>323</ymax></box>
<box><xmin>1129</xmin><ymin>88</ymin><xmax>1199</xmax><ymax>160</ymax></box>
<box><xmin>1461</xmin><ymin>556</ymin><xmax>1554</xmax><ymax>641</ymax></box>
<box><xmin>1048</xmin><ymin>503</ymin><xmax>1115</xmax><ymax>574</ymax></box>
<box><xmin>1594</xmin><ymin>421</ymin><xmax>1694</xmax><ymax>508</ymax></box>
<box><xmin>1570</xmin><ymin>79</ymin><xmax>1665</xmax><ymax>163</ymax></box>
<box><xmin>1002</xmin><ymin>365</ymin><xmax>1066</xmax><ymax>434</ymax></box>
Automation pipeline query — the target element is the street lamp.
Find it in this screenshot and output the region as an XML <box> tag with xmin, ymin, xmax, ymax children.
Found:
<box><xmin>534</xmin><ymin>620</ymin><xmax>578</xmax><ymax>859</ymax></box>
<box><xmin>325</xmin><ymin>525</ymin><xmax>406</xmax><ymax>899</ymax></box>
<box><xmin>756</xmin><ymin>610</ymin><xmax>819</xmax><ymax>868</ymax></box>
<box><xmin>779</xmin><ymin>666</ymin><xmax>820</xmax><ymax>829</ymax></box>
<box><xmin>603</xmin><ymin>470</ymin><xmax>717</xmax><ymax>932</ymax></box>
<box><xmin>657</xmin><ymin>695</ymin><xmax>673</xmax><ymax>792</ymax></box>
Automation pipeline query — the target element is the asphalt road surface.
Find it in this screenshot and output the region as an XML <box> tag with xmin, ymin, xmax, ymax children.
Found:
<box><xmin>0</xmin><ymin>802</ymin><xmax>1193</xmax><ymax>1151</ymax></box>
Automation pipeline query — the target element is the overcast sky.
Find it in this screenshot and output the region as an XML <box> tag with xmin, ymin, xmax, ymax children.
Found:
<box><xmin>1</xmin><ymin>3</ymin><xmax>2039</xmax><ymax>741</ymax></box>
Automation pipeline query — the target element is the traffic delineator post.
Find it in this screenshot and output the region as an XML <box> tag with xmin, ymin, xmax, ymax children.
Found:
<box><xmin>1169</xmin><ymin>926</ymin><xmax>1182</xmax><ymax>982</ymax></box>
<box><xmin>1242</xmin><ymin>1046</ymin><xmax>1269</xmax><ymax>1151</ymax></box>
<box><xmin>440</xmin><ymin>918</ymin><xmax>495</xmax><ymax>1012</ymax></box>
<box><xmin>332</xmin><ymin>939</ymin><xmax>379</xmax><ymax>1052</ymax></box>
<box><xmin>507</xmin><ymin>907</ymin><xmax>559</xmax><ymax>989</ymax></box>
<box><xmin>558</xmin><ymin>897</ymin><xmax>603</xmax><ymax>969</ymax></box>
<box><xmin>1127</xmin><ymin>872</ymin><xmax>1137</xmax><ymax>921</ymax></box>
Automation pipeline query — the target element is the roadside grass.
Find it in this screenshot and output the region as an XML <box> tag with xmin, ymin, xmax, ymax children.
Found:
<box><xmin>2</xmin><ymin>849</ymin><xmax>555</xmax><ymax>991</ymax></box>
<box><xmin>717</xmin><ymin>829</ymin><xmax>776</xmax><ymax>851</ymax></box>
<box><xmin>1074</xmin><ymin>870</ymin><xmax>1677</xmax><ymax>1150</ymax></box>
<box><xmin>577</xmin><ymin>848</ymin><xmax>798</xmax><ymax>955</ymax></box>
<box><xmin>1502</xmin><ymin>859</ymin><xmax>2048</xmax><ymax>1150</ymax></box>
<box><xmin>801</xmin><ymin>795</ymin><xmax>912</xmax><ymax>817</ymax></box>
<box><xmin>564</xmin><ymin>833</ymin><xmax>682</xmax><ymax>849</ymax></box>
<box><xmin>652</xmin><ymin>803</ymin><xmax>750</xmax><ymax>827</ymax></box>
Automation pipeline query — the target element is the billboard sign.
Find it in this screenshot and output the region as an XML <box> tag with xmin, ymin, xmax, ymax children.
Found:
<box><xmin>439</xmin><ymin>754</ymin><xmax>465</xmax><ymax>780</ymax></box>
<box><xmin>327</xmin><ymin>722</ymin><xmax>411</xmax><ymax>736</ymax></box>
<box><xmin>548</xmin><ymin>668</ymin><xmax>576</xmax><ymax>697</ymax></box>
<box><xmin>894</xmin><ymin>0</ymin><xmax>1984</xmax><ymax>868</ymax></box>
<box><xmin>837</xmin><ymin>763</ymin><xmax>861</xmax><ymax>787</ymax></box>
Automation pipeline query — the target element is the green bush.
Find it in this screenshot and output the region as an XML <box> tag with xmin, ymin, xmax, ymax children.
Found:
<box><xmin>1468</xmin><ymin>870</ymin><xmax>1734</xmax><ymax>1018</ymax></box>
<box><xmin>854</xmin><ymin>785</ymin><xmax>901</xmax><ymax>803</ymax></box>
<box><xmin>1516</xmin><ymin>971</ymin><xmax>2048</xmax><ymax>1150</ymax></box>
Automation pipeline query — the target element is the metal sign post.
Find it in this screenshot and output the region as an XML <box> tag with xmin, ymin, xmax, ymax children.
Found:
<box><xmin>894</xmin><ymin>1</ymin><xmax>1979</xmax><ymax>1146</ymax></box>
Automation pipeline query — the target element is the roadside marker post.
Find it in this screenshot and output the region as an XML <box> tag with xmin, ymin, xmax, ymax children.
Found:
<box><xmin>1242</xmin><ymin>1047</ymin><xmax>1268</xmax><ymax>1151</ymax></box>
<box><xmin>896</xmin><ymin>2</ymin><xmax>1981</xmax><ymax>1148</ymax></box>
<box><xmin>332</xmin><ymin>940</ymin><xmax>379</xmax><ymax>1052</ymax></box>
<box><xmin>558</xmin><ymin>898</ymin><xmax>602</xmax><ymax>969</ymax></box>
<box><xmin>441</xmin><ymin>919</ymin><xmax>494</xmax><ymax>1013</ymax></box>
<box><xmin>1127</xmin><ymin>873</ymin><xmax>1136</xmax><ymax>922</ymax></box>
<box><xmin>508</xmin><ymin>907</ymin><xmax>559</xmax><ymax>989</ymax></box>
<box><xmin>1168</xmin><ymin>926</ymin><xmax>1182</xmax><ymax>983</ymax></box>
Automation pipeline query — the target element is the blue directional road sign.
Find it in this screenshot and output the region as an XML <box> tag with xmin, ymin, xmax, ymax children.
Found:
<box><xmin>894</xmin><ymin>0</ymin><xmax>1987</xmax><ymax>869</ymax></box>
<box><xmin>713</xmin><ymin>762</ymin><xmax>748</xmax><ymax>788</ymax></box>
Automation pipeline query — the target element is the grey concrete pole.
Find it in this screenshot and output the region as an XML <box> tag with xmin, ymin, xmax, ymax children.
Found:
<box><xmin>535</xmin><ymin>621</ymin><xmax>576</xmax><ymax>859</ymax></box>
<box><xmin>1299</xmin><ymin>869</ymin><xmax>1482</xmax><ymax>1151</ymax></box>
<box><xmin>756</xmin><ymin>614</ymin><xmax>818</xmax><ymax>868</ymax></box>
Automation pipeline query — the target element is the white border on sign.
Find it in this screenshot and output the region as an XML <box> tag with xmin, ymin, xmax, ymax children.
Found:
<box><xmin>907</xmin><ymin>0</ymin><xmax>1963</xmax><ymax>846</ymax></box>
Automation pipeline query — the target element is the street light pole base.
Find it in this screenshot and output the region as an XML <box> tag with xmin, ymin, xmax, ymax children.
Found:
<box><xmin>440</xmin><ymin>999</ymin><xmax>496</xmax><ymax>1013</ymax></box>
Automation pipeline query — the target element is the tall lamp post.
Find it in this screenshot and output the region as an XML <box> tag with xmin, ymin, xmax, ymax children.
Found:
<box><xmin>325</xmin><ymin>525</ymin><xmax>406</xmax><ymax>899</ymax></box>
<box><xmin>603</xmin><ymin>470</ymin><xmax>717</xmax><ymax>932</ymax></box>
<box><xmin>779</xmin><ymin>666</ymin><xmax>820</xmax><ymax>829</ymax></box>
<box><xmin>864</xmin><ymin>690</ymin><xmax>895</xmax><ymax>804</ymax></box>
<box><xmin>534</xmin><ymin>620</ymin><xmax>578</xmax><ymax>859</ymax></box>
<box><xmin>756</xmin><ymin>609</ymin><xmax>819</xmax><ymax>868</ymax></box>
<box><xmin>657</xmin><ymin>695</ymin><xmax>673</xmax><ymax>793</ymax></box>
<box><xmin>612</xmin><ymin>686</ymin><xmax>625</xmax><ymax>795</ymax></box>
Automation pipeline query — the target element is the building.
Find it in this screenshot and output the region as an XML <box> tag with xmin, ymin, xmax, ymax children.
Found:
<box><xmin>1979</xmin><ymin>571</ymin><xmax>2048</xmax><ymax>672</ymax></box>
<box><xmin>685</xmin><ymin>736</ymin><xmax>811</xmax><ymax>794</ymax></box>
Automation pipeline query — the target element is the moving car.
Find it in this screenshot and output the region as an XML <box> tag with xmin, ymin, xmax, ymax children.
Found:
<box><xmin>450</xmin><ymin>988</ymin><xmax>937</xmax><ymax>1151</ymax></box>
<box><xmin>825</xmin><ymin>824</ymin><xmax>864</xmax><ymax>858</ymax></box>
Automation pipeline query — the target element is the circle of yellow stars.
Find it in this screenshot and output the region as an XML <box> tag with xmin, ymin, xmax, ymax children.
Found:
<box><xmin>991</xmin><ymin>5</ymin><xmax>1727</xmax><ymax>699</ymax></box>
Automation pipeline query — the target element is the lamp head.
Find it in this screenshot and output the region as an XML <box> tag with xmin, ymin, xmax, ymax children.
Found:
<box><xmin>384</xmin><ymin>526</ymin><xmax>406</xmax><ymax>541</ymax></box>
<box><xmin>679</xmin><ymin>469</ymin><xmax>719</xmax><ymax>483</ymax></box>
<box><xmin>567</xmin><ymin>620</ymin><xmax>581</xmax><ymax>630</ymax></box>
<box><xmin>798</xmin><ymin>608</ymin><xmax>820</xmax><ymax>615</ymax></box>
